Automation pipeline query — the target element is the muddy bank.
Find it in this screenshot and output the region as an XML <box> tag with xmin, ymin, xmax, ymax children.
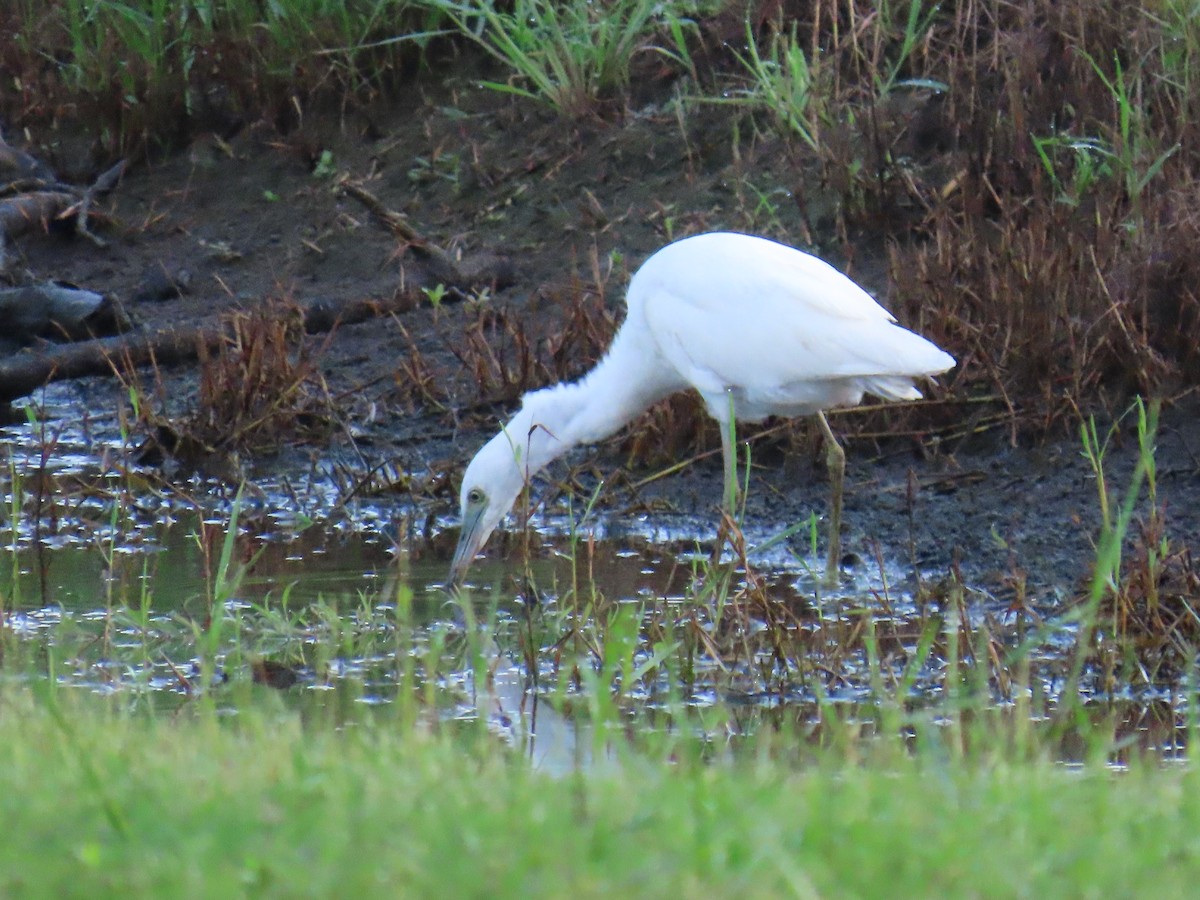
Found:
<box><xmin>6</xmin><ymin>80</ymin><xmax>1197</xmax><ymax>603</ymax></box>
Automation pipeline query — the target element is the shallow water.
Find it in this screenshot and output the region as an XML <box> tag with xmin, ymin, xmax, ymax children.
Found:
<box><xmin>0</xmin><ymin>398</ymin><xmax>1190</xmax><ymax>766</ymax></box>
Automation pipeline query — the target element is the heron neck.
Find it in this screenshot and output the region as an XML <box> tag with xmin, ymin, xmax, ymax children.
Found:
<box><xmin>513</xmin><ymin>323</ymin><xmax>682</xmax><ymax>477</ymax></box>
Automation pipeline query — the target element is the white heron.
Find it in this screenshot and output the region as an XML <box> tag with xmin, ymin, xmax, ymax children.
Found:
<box><xmin>449</xmin><ymin>232</ymin><xmax>955</xmax><ymax>585</ymax></box>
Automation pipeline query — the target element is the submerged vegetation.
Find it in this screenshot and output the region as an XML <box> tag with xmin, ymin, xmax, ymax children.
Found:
<box><xmin>1</xmin><ymin>390</ymin><xmax>1187</xmax><ymax>719</ymax></box>
<box><xmin>3</xmin><ymin>0</ymin><xmax>1200</xmax><ymax>893</ymax></box>
<box><xmin>0</xmin><ymin>402</ymin><xmax>1198</xmax><ymax>892</ymax></box>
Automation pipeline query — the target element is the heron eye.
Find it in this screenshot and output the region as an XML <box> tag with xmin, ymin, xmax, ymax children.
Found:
<box><xmin>467</xmin><ymin>488</ymin><xmax>485</xmax><ymax>505</ymax></box>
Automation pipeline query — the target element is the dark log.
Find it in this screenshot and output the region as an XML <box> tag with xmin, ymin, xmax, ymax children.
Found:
<box><xmin>0</xmin><ymin>326</ymin><xmax>221</xmax><ymax>402</ymax></box>
<box><xmin>0</xmin><ymin>287</ymin><xmax>429</xmax><ymax>403</ymax></box>
<box><xmin>0</xmin><ymin>191</ymin><xmax>78</xmax><ymax>239</ymax></box>
<box><xmin>0</xmin><ymin>221</ymin><xmax>513</xmax><ymax>402</ymax></box>
<box><xmin>0</xmin><ymin>283</ymin><xmax>129</xmax><ymax>346</ymax></box>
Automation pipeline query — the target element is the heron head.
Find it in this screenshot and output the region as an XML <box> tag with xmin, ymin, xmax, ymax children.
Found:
<box><xmin>448</xmin><ymin>388</ymin><xmax>580</xmax><ymax>586</ymax></box>
<box><xmin>448</xmin><ymin>428</ymin><xmax>530</xmax><ymax>586</ymax></box>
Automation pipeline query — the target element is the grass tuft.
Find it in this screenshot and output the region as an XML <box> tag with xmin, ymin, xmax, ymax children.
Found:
<box><xmin>429</xmin><ymin>0</ymin><xmax>700</xmax><ymax>116</ymax></box>
<box><xmin>130</xmin><ymin>299</ymin><xmax>337</xmax><ymax>474</ymax></box>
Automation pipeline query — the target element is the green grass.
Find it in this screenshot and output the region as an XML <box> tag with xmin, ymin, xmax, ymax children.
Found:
<box><xmin>724</xmin><ymin>20</ymin><xmax>823</xmax><ymax>152</ymax></box>
<box><xmin>0</xmin><ymin>690</ymin><xmax>1198</xmax><ymax>897</ymax></box>
<box><xmin>429</xmin><ymin>0</ymin><xmax>698</xmax><ymax>116</ymax></box>
<box><xmin>9</xmin><ymin>0</ymin><xmax>443</xmax><ymax>147</ymax></box>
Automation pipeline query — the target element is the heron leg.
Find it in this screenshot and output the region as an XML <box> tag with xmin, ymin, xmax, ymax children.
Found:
<box><xmin>719</xmin><ymin>389</ymin><xmax>743</xmax><ymax>514</ymax></box>
<box><xmin>817</xmin><ymin>410</ymin><xmax>844</xmax><ymax>583</ymax></box>
<box><xmin>720</xmin><ymin>414</ymin><xmax>737</xmax><ymax>513</ymax></box>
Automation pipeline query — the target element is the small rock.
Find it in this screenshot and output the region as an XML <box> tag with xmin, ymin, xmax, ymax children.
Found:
<box><xmin>132</xmin><ymin>266</ymin><xmax>192</xmax><ymax>303</ymax></box>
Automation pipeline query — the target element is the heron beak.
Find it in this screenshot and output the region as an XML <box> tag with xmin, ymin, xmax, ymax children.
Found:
<box><xmin>448</xmin><ymin>503</ymin><xmax>488</xmax><ymax>587</ymax></box>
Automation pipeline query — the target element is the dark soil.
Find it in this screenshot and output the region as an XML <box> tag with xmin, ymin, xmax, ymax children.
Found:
<box><xmin>8</xmin><ymin>75</ymin><xmax>1200</xmax><ymax>605</ymax></box>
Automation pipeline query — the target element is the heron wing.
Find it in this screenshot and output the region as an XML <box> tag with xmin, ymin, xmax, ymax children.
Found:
<box><xmin>635</xmin><ymin>236</ymin><xmax>952</xmax><ymax>396</ymax></box>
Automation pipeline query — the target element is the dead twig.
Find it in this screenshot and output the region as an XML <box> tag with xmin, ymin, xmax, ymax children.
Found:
<box><xmin>71</xmin><ymin>159</ymin><xmax>126</xmax><ymax>248</ymax></box>
<box><xmin>335</xmin><ymin>176</ymin><xmax>465</xmax><ymax>282</ymax></box>
<box><xmin>0</xmin><ymin>156</ymin><xmax>126</xmax><ymax>266</ymax></box>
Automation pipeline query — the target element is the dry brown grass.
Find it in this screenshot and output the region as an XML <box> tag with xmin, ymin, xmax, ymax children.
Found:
<box><xmin>775</xmin><ymin>0</ymin><xmax>1200</xmax><ymax>431</ymax></box>
<box><xmin>446</xmin><ymin>275</ymin><xmax>619</xmax><ymax>406</ymax></box>
<box><xmin>134</xmin><ymin>300</ymin><xmax>336</xmax><ymax>473</ymax></box>
<box><xmin>195</xmin><ymin>303</ymin><xmax>335</xmax><ymax>449</ymax></box>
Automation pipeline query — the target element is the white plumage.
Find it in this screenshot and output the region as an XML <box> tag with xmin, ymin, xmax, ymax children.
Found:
<box><xmin>449</xmin><ymin>232</ymin><xmax>954</xmax><ymax>584</ymax></box>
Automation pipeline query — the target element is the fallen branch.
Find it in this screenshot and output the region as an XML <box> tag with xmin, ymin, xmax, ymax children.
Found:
<box><xmin>72</xmin><ymin>159</ymin><xmax>127</xmax><ymax>247</ymax></box>
<box><xmin>0</xmin><ymin>283</ymin><xmax>129</xmax><ymax>347</ymax></box>
<box><xmin>335</xmin><ymin>176</ymin><xmax>459</xmax><ymax>269</ymax></box>
<box><xmin>0</xmin><ymin>286</ymin><xmax>427</xmax><ymax>404</ymax></box>
<box><xmin>335</xmin><ymin>176</ymin><xmax>518</xmax><ymax>291</ymax></box>
<box><xmin>0</xmin><ymin>325</ymin><xmax>220</xmax><ymax>403</ymax></box>
<box><xmin>0</xmin><ymin>156</ymin><xmax>126</xmax><ymax>267</ymax></box>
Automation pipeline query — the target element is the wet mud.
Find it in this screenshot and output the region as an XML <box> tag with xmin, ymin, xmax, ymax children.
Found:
<box><xmin>9</xmin><ymin>77</ymin><xmax>1200</xmax><ymax>607</ymax></box>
